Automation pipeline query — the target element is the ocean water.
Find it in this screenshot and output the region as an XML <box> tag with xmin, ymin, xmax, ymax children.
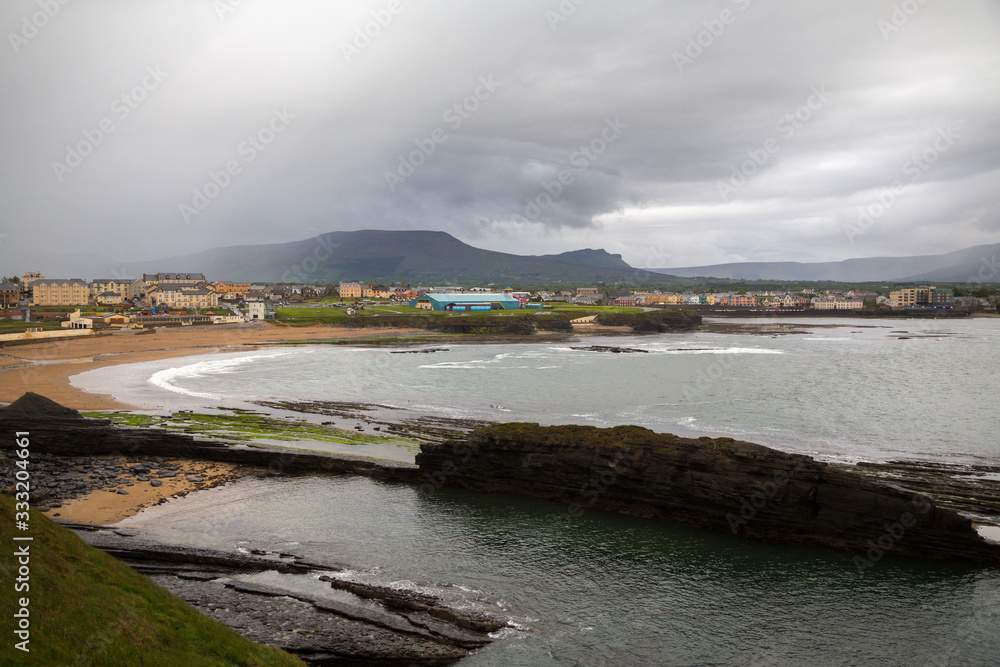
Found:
<box><xmin>74</xmin><ymin>317</ymin><xmax>1000</xmax><ymax>664</ymax></box>
<box><xmin>74</xmin><ymin>317</ymin><xmax>1000</xmax><ymax>464</ymax></box>
<box><xmin>118</xmin><ymin>474</ymin><xmax>1000</xmax><ymax>666</ymax></box>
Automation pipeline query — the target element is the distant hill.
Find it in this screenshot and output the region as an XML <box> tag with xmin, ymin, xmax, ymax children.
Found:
<box><xmin>13</xmin><ymin>230</ymin><xmax>999</xmax><ymax>285</ymax></box>
<box><xmin>653</xmin><ymin>242</ymin><xmax>1000</xmax><ymax>283</ymax></box>
<box><xmin>113</xmin><ymin>230</ymin><xmax>642</xmax><ymax>284</ymax></box>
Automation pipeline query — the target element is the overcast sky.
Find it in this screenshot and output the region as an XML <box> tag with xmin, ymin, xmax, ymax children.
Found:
<box><xmin>2</xmin><ymin>0</ymin><xmax>998</xmax><ymax>273</ymax></box>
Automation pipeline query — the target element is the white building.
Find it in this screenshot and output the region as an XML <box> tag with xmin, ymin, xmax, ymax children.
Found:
<box><xmin>248</xmin><ymin>301</ymin><xmax>275</xmax><ymax>320</ymax></box>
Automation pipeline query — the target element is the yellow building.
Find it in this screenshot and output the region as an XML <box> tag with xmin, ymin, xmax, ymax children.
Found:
<box><xmin>90</xmin><ymin>278</ymin><xmax>140</xmax><ymax>302</ymax></box>
<box><xmin>21</xmin><ymin>271</ymin><xmax>44</xmax><ymax>284</ymax></box>
<box><xmin>143</xmin><ymin>272</ymin><xmax>206</xmax><ymax>287</ymax></box>
<box><xmin>214</xmin><ymin>282</ymin><xmax>252</xmax><ymax>298</ymax></box>
<box><xmin>94</xmin><ymin>291</ymin><xmax>124</xmax><ymax>306</ymax></box>
<box><xmin>339</xmin><ymin>282</ymin><xmax>366</xmax><ymax>298</ymax></box>
<box><xmin>147</xmin><ymin>282</ymin><xmax>219</xmax><ymax>309</ymax></box>
<box><xmin>889</xmin><ymin>288</ymin><xmax>925</xmax><ymax>308</ymax></box>
<box><xmin>31</xmin><ymin>279</ymin><xmax>89</xmax><ymax>306</ymax></box>
<box><xmin>20</xmin><ymin>272</ymin><xmax>43</xmax><ymax>298</ymax></box>
<box><xmin>646</xmin><ymin>293</ymin><xmax>685</xmax><ymax>305</ymax></box>
<box><xmin>836</xmin><ymin>299</ymin><xmax>863</xmax><ymax>310</ymax></box>
<box><xmin>363</xmin><ymin>285</ymin><xmax>391</xmax><ymax>298</ymax></box>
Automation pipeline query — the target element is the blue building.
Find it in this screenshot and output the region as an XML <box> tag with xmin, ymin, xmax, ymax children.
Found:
<box><xmin>409</xmin><ymin>293</ymin><xmax>523</xmax><ymax>312</ymax></box>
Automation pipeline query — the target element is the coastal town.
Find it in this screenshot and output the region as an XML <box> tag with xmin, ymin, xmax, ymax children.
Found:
<box><xmin>2</xmin><ymin>270</ymin><xmax>998</xmax><ymax>342</ymax></box>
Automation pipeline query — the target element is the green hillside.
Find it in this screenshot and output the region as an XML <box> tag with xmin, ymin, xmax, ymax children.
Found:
<box><xmin>0</xmin><ymin>495</ymin><xmax>304</xmax><ymax>667</ymax></box>
<box><xmin>121</xmin><ymin>229</ymin><xmax>645</xmax><ymax>284</ymax></box>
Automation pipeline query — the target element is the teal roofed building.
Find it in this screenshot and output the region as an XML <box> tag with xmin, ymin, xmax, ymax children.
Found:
<box><xmin>409</xmin><ymin>293</ymin><xmax>522</xmax><ymax>311</ymax></box>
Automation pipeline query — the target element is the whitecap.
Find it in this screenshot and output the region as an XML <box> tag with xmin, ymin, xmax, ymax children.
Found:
<box><xmin>148</xmin><ymin>351</ymin><xmax>292</xmax><ymax>399</ymax></box>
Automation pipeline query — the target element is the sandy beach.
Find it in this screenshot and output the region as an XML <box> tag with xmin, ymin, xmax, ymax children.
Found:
<box><xmin>38</xmin><ymin>457</ymin><xmax>246</xmax><ymax>525</ymax></box>
<box><xmin>0</xmin><ymin>322</ymin><xmax>422</xmax><ymax>410</ymax></box>
<box><xmin>0</xmin><ymin>322</ymin><xmax>425</xmax><ymax>524</ymax></box>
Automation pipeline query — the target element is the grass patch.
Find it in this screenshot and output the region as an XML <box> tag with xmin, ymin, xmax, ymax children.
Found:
<box><xmin>85</xmin><ymin>410</ymin><xmax>415</xmax><ymax>447</ymax></box>
<box><xmin>0</xmin><ymin>495</ymin><xmax>305</xmax><ymax>666</ymax></box>
<box><xmin>81</xmin><ymin>412</ymin><xmax>160</xmax><ymax>427</ymax></box>
<box><xmin>275</xmin><ymin>307</ymin><xmax>352</xmax><ymax>320</ymax></box>
<box><xmin>0</xmin><ymin>321</ymin><xmax>67</xmax><ymax>334</ymax></box>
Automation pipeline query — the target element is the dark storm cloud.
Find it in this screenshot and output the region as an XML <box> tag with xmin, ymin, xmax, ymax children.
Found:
<box><xmin>1</xmin><ymin>0</ymin><xmax>998</xmax><ymax>272</ymax></box>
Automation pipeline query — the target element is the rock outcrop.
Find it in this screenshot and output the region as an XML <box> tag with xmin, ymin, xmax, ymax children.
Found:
<box><xmin>415</xmin><ymin>423</ymin><xmax>1000</xmax><ymax>563</ymax></box>
<box><xmin>77</xmin><ymin>533</ymin><xmax>505</xmax><ymax>664</ymax></box>
<box><xmin>593</xmin><ymin>309</ymin><xmax>702</xmax><ymax>332</ymax></box>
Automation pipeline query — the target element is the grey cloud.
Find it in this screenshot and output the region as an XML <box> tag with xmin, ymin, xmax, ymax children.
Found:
<box><xmin>1</xmin><ymin>0</ymin><xmax>998</xmax><ymax>272</ymax></box>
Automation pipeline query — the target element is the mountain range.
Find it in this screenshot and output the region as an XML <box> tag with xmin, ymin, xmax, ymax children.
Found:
<box><xmin>114</xmin><ymin>230</ymin><xmax>640</xmax><ymax>285</ymax></box>
<box><xmin>652</xmin><ymin>242</ymin><xmax>1000</xmax><ymax>283</ymax></box>
<box><xmin>11</xmin><ymin>231</ymin><xmax>999</xmax><ymax>285</ymax></box>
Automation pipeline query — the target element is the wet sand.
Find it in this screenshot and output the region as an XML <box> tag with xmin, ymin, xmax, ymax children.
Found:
<box><xmin>38</xmin><ymin>457</ymin><xmax>246</xmax><ymax>525</ymax></box>
<box><xmin>0</xmin><ymin>322</ymin><xmax>422</xmax><ymax>410</ymax></box>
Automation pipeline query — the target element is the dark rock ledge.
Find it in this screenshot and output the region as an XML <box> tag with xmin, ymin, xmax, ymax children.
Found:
<box><xmin>416</xmin><ymin>423</ymin><xmax>1000</xmax><ymax>563</ymax></box>
<box><xmin>75</xmin><ymin>535</ymin><xmax>508</xmax><ymax>665</ymax></box>
<box><xmin>570</xmin><ymin>345</ymin><xmax>649</xmax><ymax>353</ymax></box>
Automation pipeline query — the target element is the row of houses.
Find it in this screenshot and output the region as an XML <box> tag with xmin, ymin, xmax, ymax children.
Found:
<box><xmin>565</xmin><ymin>286</ymin><xmax>955</xmax><ymax>311</ymax></box>
<box><xmin>16</xmin><ymin>272</ymin><xmax>216</xmax><ymax>308</ymax></box>
<box><xmin>15</xmin><ymin>272</ymin><xmax>366</xmax><ymax>309</ymax></box>
<box><xmin>8</xmin><ymin>267</ymin><xmax>962</xmax><ymax>315</ymax></box>
<box><xmin>337</xmin><ymin>282</ymin><xmax>427</xmax><ymax>300</ymax></box>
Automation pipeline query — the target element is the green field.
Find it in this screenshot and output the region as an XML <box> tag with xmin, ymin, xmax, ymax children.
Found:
<box><xmin>275</xmin><ymin>306</ymin><xmax>352</xmax><ymax>321</ymax></box>
<box><xmin>0</xmin><ymin>495</ymin><xmax>305</xmax><ymax>666</ymax></box>
<box><xmin>0</xmin><ymin>320</ymin><xmax>66</xmax><ymax>334</ymax></box>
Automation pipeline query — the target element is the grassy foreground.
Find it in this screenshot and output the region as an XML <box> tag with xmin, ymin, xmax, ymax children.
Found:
<box><xmin>0</xmin><ymin>495</ymin><xmax>304</xmax><ymax>666</ymax></box>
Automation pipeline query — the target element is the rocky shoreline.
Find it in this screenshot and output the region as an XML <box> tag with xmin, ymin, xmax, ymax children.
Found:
<box><xmin>416</xmin><ymin>424</ymin><xmax>1000</xmax><ymax>563</ymax></box>
<box><xmin>73</xmin><ymin>530</ymin><xmax>509</xmax><ymax>665</ymax></box>
<box><xmin>251</xmin><ymin>398</ymin><xmax>494</xmax><ymax>444</ymax></box>
<box><xmin>5</xmin><ymin>450</ymin><xmax>243</xmax><ymax>517</ymax></box>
